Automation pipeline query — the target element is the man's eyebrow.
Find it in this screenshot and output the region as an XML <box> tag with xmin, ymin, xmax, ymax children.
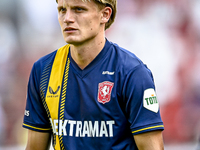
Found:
<box><xmin>57</xmin><ymin>5</ymin><xmax>64</xmax><ymax>10</ymax></box>
<box><xmin>71</xmin><ymin>4</ymin><xmax>87</xmax><ymax>8</ymax></box>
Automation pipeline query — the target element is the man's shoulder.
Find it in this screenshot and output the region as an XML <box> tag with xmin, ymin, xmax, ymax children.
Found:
<box><xmin>35</xmin><ymin>50</ymin><xmax>57</xmax><ymax>65</ymax></box>
<box><xmin>34</xmin><ymin>44</ymin><xmax>69</xmax><ymax>65</ymax></box>
<box><xmin>109</xmin><ymin>41</ymin><xmax>144</xmax><ymax>72</ymax></box>
<box><xmin>30</xmin><ymin>49</ymin><xmax>58</xmax><ymax>76</ymax></box>
<box><xmin>29</xmin><ymin>51</ymin><xmax>56</xmax><ymax>80</ymax></box>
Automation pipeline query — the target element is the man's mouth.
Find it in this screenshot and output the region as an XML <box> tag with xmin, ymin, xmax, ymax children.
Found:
<box><xmin>64</xmin><ymin>27</ymin><xmax>77</xmax><ymax>32</ymax></box>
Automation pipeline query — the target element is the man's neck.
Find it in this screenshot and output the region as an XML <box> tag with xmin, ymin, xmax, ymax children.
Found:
<box><xmin>70</xmin><ymin>36</ymin><xmax>106</xmax><ymax>70</ymax></box>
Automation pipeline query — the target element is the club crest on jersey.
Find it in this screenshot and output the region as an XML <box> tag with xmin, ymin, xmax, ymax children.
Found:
<box><xmin>98</xmin><ymin>81</ymin><xmax>114</xmax><ymax>104</ymax></box>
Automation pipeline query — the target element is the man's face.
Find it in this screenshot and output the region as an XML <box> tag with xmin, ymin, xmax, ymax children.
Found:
<box><xmin>57</xmin><ymin>0</ymin><xmax>104</xmax><ymax>45</ymax></box>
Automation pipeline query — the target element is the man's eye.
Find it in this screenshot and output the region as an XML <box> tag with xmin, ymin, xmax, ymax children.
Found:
<box><xmin>74</xmin><ymin>7</ymin><xmax>84</xmax><ymax>12</ymax></box>
<box><xmin>58</xmin><ymin>7</ymin><xmax>66</xmax><ymax>12</ymax></box>
<box><xmin>76</xmin><ymin>8</ymin><xmax>82</xmax><ymax>11</ymax></box>
<box><xmin>61</xmin><ymin>8</ymin><xmax>66</xmax><ymax>12</ymax></box>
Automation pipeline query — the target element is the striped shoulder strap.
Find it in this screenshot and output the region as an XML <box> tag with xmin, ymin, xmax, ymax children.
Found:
<box><xmin>45</xmin><ymin>44</ymin><xmax>70</xmax><ymax>150</ymax></box>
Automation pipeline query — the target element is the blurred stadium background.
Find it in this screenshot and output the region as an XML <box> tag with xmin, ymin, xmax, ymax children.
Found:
<box><xmin>0</xmin><ymin>0</ymin><xmax>200</xmax><ymax>149</ymax></box>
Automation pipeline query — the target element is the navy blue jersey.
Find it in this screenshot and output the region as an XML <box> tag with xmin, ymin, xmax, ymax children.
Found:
<box><xmin>23</xmin><ymin>39</ymin><xmax>164</xmax><ymax>150</ymax></box>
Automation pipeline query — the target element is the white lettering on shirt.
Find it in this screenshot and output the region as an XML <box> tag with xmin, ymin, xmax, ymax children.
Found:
<box><xmin>50</xmin><ymin>119</ymin><xmax>115</xmax><ymax>137</ymax></box>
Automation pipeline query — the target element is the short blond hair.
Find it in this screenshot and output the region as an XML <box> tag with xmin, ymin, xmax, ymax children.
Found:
<box><xmin>56</xmin><ymin>0</ymin><xmax>117</xmax><ymax>30</ymax></box>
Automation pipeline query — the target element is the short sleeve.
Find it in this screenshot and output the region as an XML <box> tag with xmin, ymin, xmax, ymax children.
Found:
<box><xmin>23</xmin><ymin>63</ymin><xmax>51</xmax><ymax>132</ymax></box>
<box><xmin>122</xmin><ymin>64</ymin><xmax>164</xmax><ymax>135</ymax></box>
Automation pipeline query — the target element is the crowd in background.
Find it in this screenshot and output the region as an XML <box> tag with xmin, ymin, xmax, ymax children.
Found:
<box><xmin>0</xmin><ymin>0</ymin><xmax>200</xmax><ymax>147</ymax></box>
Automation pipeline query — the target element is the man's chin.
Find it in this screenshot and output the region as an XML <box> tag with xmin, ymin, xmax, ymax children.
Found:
<box><xmin>64</xmin><ymin>36</ymin><xmax>95</xmax><ymax>46</ymax></box>
<box><xmin>64</xmin><ymin>38</ymin><xmax>84</xmax><ymax>46</ymax></box>
<box><xmin>65</xmin><ymin>38</ymin><xmax>77</xmax><ymax>44</ymax></box>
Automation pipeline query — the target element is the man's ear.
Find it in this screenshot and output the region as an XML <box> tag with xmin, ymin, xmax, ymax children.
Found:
<box><xmin>101</xmin><ymin>7</ymin><xmax>112</xmax><ymax>24</ymax></box>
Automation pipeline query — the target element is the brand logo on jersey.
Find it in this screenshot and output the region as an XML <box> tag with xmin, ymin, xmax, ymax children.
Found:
<box><xmin>143</xmin><ymin>88</ymin><xmax>159</xmax><ymax>113</ymax></box>
<box><xmin>47</xmin><ymin>86</ymin><xmax>60</xmax><ymax>98</ymax></box>
<box><xmin>102</xmin><ymin>71</ymin><xmax>115</xmax><ymax>75</ymax></box>
<box><xmin>49</xmin><ymin>86</ymin><xmax>60</xmax><ymax>95</ymax></box>
<box><xmin>98</xmin><ymin>81</ymin><xmax>114</xmax><ymax>104</ymax></box>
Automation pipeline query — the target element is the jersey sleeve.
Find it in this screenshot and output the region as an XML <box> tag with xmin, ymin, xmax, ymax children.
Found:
<box><xmin>23</xmin><ymin>63</ymin><xmax>51</xmax><ymax>132</ymax></box>
<box><xmin>122</xmin><ymin>64</ymin><xmax>164</xmax><ymax>135</ymax></box>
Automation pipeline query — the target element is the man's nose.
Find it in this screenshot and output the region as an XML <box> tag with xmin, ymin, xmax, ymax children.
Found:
<box><xmin>64</xmin><ymin>10</ymin><xmax>74</xmax><ymax>23</ymax></box>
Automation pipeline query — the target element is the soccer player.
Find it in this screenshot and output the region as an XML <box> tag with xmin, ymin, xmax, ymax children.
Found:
<box><xmin>23</xmin><ymin>0</ymin><xmax>164</xmax><ymax>149</ymax></box>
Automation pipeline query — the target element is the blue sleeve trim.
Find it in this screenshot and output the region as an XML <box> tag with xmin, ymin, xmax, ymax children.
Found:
<box><xmin>23</xmin><ymin>123</ymin><xmax>52</xmax><ymax>132</ymax></box>
<box><xmin>132</xmin><ymin>124</ymin><xmax>164</xmax><ymax>135</ymax></box>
